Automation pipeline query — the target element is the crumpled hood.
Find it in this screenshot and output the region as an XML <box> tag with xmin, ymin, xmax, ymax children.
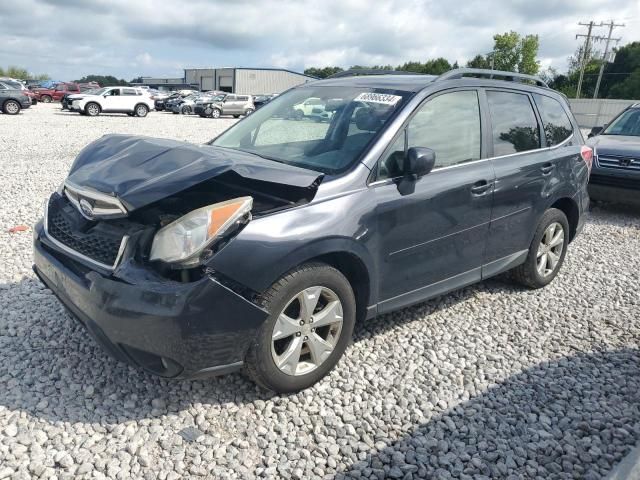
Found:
<box><xmin>67</xmin><ymin>134</ymin><xmax>323</xmax><ymax>211</ymax></box>
<box><xmin>588</xmin><ymin>134</ymin><xmax>640</xmax><ymax>156</ymax></box>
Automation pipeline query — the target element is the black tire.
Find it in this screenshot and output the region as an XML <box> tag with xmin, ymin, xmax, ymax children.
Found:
<box><xmin>181</xmin><ymin>105</ymin><xmax>191</xmax><ymax>115</ymax></box>
<box><xmin>84</xmin><ymin>102</ymin><xmax>100</xmax><ymax>116</ymax></box>
<box><xmin>233</xmin><ymin>114</ymin><xmax>240</xmax><ymax>118</ymax></box>
<box><xmin>511</xmin><ymin>208</ymin><xmax>569</xmax><ymax>289</ymax></box>
<box><xmin>211</xmin><ymin>107</ymin><xmax>221</xmax><ymax>119</ymax></box>
<box><xmin>135</xmin><ymin>104</ymin><xmax>149</xmax><ymax>117</ymax></box>
<box><xmin>41</xmin><ymin>95</ymin><xmax>52</xmax><ymax>103</ymax></box>
<box><xmin>245</xmin><ymin>263</ymin><xmax>356</xmax><ymax>393</ymax></box>
<box><xmin>2</xmin><ymin>100</ymin><xmax>21</xmax><ymax>115</ymax></box>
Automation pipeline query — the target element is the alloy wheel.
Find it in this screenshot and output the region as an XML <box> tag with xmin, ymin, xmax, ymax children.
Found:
<box><xmin>271</xmin><ymin>286</ymin><xmax>343</xmax><ymax>376</ymax></box>
<box><xmin>536</xmin><ymin>222</ymin><xmax>564</xmax><ymax>277</ymax></box>
<box><xmin>5</xmin><ymin>101</ymin><xmax>19</xmax><ymax>114</ymax></box>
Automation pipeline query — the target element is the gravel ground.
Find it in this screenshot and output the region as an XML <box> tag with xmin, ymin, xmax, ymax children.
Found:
<box><xmin>0</xmin><ymin>103</ymin><xmax>639</xmax><ymax>480</ymax></box>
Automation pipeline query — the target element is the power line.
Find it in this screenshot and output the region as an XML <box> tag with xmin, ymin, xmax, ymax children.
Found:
<box><xmin>575</xmin><ymin>21</ymin><xmax>608</xmax><ymax>98</ymax></box>
<box><xmin>593</xmin><ymin>20</ymin><xmax>624</xmax><ymax>99</ymax></box>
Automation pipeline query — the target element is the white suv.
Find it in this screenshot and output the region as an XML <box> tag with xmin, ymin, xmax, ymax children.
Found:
<box><xmin>72</xmin><ymin>87</ymin><xmax>154</xmax><ymax>117</ymax></box>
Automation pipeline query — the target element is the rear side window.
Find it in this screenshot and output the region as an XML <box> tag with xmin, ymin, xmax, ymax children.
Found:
<box><xmin>533</xmin><ymin>94</ymin><xmax>574</xmax><ymax>146</ymax></box>
<box><xmin>487</xmin><ymin>91</ymin><xmax>540</xmax><ymax>156</ymax></box>
<box><xmin>122</xmin><ymin>88</ymin><xmax>138</xmax><ymax>96</ymax></box>
<box><xmin>238</xmin><ymin>96</ymin><xmax>249</xmax><ymax>101</ymax></box>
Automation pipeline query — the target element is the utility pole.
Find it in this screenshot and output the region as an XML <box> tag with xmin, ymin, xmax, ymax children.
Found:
<box><xmin>593</xmin><ymin>20</ymin><xmax>624</xmax><ymax>99</ymax></box>
<box><xmin>575</xmin><ymin>21</ymin><xmax>595</xmax><ymax>99</ymax></box>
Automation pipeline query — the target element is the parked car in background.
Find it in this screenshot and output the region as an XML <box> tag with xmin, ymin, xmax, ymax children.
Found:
<box><xmin>70</xmin><ymin>86</ymin><xmax>154</xmax><ymax>117</ymax></box>
<box><xmin>160</xmin><ymin>90</ymin><xmax>196</xmax><ymax>112</ymax></box>
<box><xmin>253</xmin><ymin>94</ymin><xmax>278</xmax><ymax>110</ymax></box>
<box><xmin>587</xmin><ymin>103</ymin><xmax>640</xmax><ymax>205</ymax></box>
<box><xmin>0</xmin><ymin>81</ymin><xmax>32</xmax><ymax>114</ymax></box>
<box><xmin>171</xmin><ymin>92</ymin><xmax>221</xmax><ymax>115</ymax></box>
<box><xmin>64</xmin><ymin>89</ymin><xmax>102</xmax><ymax>110</ymax></box>
<box><xmin>62</xmin><ymin>83</ymin><xmax>103</xmax><ymax>109</ymax></box>
<box><xmin>33</xmin><ymin>69</ymin><xmax>591</xmax><ymax>393</ymax></box>
<box><xmin>0</xmin><ymin>77</ymin><xmax>38</xmax><ymax>105</ymax></box>
<box><xmin>196</xmin><ymin>94</ymin><xmax>254</xmax><ymax>118</ymax></box>
<box><xmin>33</xmin><ymin>82</ymin><xmax>81</xmax><ymax>103</ymax></box>
<box><xmin>291</xmin><ymin>96</ymin><xmax>332</xmax><ymax>121</ymax></box>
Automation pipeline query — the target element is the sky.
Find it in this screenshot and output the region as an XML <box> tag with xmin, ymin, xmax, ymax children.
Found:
<box><xmin>1</xmin><ymin>0</ymin><xmax>638</xmax><ymax>81</ymax></box>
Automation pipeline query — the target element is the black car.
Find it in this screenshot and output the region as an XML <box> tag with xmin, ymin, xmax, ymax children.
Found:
<box><xmin>33</xmin><ymin>69</ymin><xmax>591</xmax><ymax>392</ymax></box>
<box><xmin>0</xmin><ymin>81</ymin><xmax>31</xmax><ymax>114</ymax></box>
<box><xmin>587</xmin><ymin>103</ymin><xmax>640</xmax><ymax>205</ymax></box>
<box><xmin>253</xmin><ymin>94</ymin><xmax>277</xmax><ymax>109</ymax></box>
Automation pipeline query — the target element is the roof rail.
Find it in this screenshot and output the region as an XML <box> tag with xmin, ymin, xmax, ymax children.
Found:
<box><xmin>436</xmin><ymin>68</ymin><xmax>548</xmax><ymax>88</ymax></box>
<box><xmin>327</xmin><ymin>69</ymin><xmax>424</xmax><ymax>79</ymax></box>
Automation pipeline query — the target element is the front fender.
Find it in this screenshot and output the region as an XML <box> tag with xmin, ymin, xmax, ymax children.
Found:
<box><xmin>207</xmin><ymin>189</ymin><xmax>379</xmax><ymax>304</ymax></box>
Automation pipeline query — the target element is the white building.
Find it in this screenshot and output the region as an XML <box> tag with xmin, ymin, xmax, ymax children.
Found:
<box><xmin>184</xmin><ymin>67</ymin><xmax>316</xmax><ymax>94</ymax></box>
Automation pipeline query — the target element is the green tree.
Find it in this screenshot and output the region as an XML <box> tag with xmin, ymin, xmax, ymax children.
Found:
<box><xmin>466</xmin><ymin>54</ymin><xmax>491</xmax><ymax>69</ymax></box>
<box><xmin>74</xmin><ymin>75</ymin><xmax>129</xmax><ymax>86</ymax></box>
<box><xmin>518</xmin><ymin>34</ymin><xmax>540</xmax><ymax>75</ymax></box>
<box><xmin>303</xmin><ymin>66</ymin><xmax>343</xmax><ymax>79</ymax></box>
<box><xmin>598</xmin><ymin>42</ymin><xmax>640</xmax><ymax>99</ymax></box>
<box><xmin>492</xmin><ymin>31</ymin><xmax>521</xmax><ymax>72</ymax></box>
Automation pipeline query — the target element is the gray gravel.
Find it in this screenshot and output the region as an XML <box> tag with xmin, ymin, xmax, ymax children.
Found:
<box><xmin>0</xmin><ymin>103</ymin><xmax>639</xmax><ymax>479</ymax></box>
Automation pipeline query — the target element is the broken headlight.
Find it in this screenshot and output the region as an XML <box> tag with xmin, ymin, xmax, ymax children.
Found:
<box><xmin>149</xmin><ymin>196</ymin><xmax>252</xmax><ymax>267</ymax></box>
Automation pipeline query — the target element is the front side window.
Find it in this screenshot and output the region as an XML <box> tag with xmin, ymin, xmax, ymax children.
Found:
<box><xmin>377</xmin><ymin>90</ymin><xmax>481</xmax><ymax>179</ymax></box>
<box><xmin>487</xmin><ymin>91</ymin><xmax>540</xmax><ymax>156</ymax></box>
<box><xmin>212</xmin><ymin>87</ymin><xmax>409</xmax><ymax>174</ymax></box>
<box><xmin>533</xmin><ymin>94</ymin><xmax>573</xmax><ymax>146</ymax></box>
<box><xmin>603</xmin><ymin>108</ymin><xmax>640</xmax><ymax>137</ymax></box>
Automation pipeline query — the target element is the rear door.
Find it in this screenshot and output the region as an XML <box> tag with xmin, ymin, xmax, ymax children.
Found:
<box><xmin>121</xmin><ymin>88</ymin><xmax>140</xmax><ymax>110</ymax></box>
<box><xmin>373</xmin><ymin>89</ymin><xmax>495</xmax><ymax>312</ymax></box>
<box><xmin>223</xmin><ymin>95</ymin><xmax>237</xmax><ymax>114</ymax></box>
<box><xmin>483</xmin><ymin>89</ymin><xmax>564</xmax><ymax>275</ymax></box>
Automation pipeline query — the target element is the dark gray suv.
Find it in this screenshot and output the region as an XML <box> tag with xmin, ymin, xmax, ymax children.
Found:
<box><xmin>33</xmin><ymin>69</ymin><xmax>591</xmax><ymax>392</ymax></box>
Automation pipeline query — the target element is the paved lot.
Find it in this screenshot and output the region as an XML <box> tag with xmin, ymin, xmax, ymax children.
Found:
<box><xmin>0</xmin><ymin>103</ymin><xmax>639</xmax><ymax>479</ymax></box>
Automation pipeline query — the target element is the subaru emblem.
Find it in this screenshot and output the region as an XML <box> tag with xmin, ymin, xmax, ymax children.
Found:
<box><xmin>79</xmin><ymin>198</ymin><xmax>95</xmax><ymax>220</ymax></box>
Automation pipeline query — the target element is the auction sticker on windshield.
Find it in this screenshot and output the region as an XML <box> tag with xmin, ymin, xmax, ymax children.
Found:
<box><xmin>354</xmin><ymin>92</ymin><xmax>402</xmax><ymax>106</ymax></box>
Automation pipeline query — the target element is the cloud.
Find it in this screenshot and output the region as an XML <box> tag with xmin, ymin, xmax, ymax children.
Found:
<box><xmin>0</xmin><ymin>0</ymin><xmax>637</xmax><ymax>80</ymax></box>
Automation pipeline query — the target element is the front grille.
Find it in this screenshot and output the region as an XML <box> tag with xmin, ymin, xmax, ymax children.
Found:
<box><xmin>597</xmin><ymin>154</ymin><xmax>640</xmax><ymax>171</ymax></box>
<box><xmin>46</xmin><ymin>195</ymin><xmax>126</xmax><ymax>268</ymax></box>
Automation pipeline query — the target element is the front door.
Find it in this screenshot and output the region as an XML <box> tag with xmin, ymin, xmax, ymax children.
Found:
<box><xmin>100</xmin><ymin>88</ymin><xmax>122</xmax><ymax>111</ymax></box>
<box><xmin>374</xmin><ymin>89</ymin><xmax>494</xmax><ymax>313</ymax></box>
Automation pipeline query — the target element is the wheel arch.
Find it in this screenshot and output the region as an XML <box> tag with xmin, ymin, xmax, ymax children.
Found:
<box><xmin>549</xmin><ymin>196</ymin><xmax>580</xmax><ymax>242</ymax></box>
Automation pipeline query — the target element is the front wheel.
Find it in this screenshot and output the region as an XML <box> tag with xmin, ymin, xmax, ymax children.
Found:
<box><xmin>84</xmin><ymin>102</ymin><xmax>100</xmax><ymax>116</ymax></box>
<box><xmin>135</xmin><ymin>104</ymin><xmax>149</xmax><ymax>117</ymax></box>
<box><xmin>3</xmin><ymin>100</ymin><xmax>21</xmax><ymax>115</ymax></box>
<box><xmin>211</xmin><ymin>107</ymin><xmax>221</xmax><ymax>119</ymax></box>
<box><xmin>245</xmin><ymin>263</ymin><xmax>356</xmax><ymax>393</ymax></box>
<box><xmin>511</xmin><ymin>208</ymin><xmax>569</xmax><ymax>289</ymax></box>
<box><xmin>245</xmin><ymin>108</ymin><xmax>254</xmax><ymax>116</ymax></box>
<box><xmin>41</xmin><ymin>95</ymin><xmax>52</xmax><ymax>103</ymax></box>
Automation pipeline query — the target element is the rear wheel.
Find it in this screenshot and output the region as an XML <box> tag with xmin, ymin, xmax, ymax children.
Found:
<box><xmin>85</xmin><ymin>102</ymin><xmax>100</xmax><ymax>116</ymax></box>
<box><xmin>511</xmin><ymin>208</ymin><xmax>569</xmax><ymax>289</ymax></box>
<box><xmin>245</xmin><ymin>263</ymin><xmax>356</xmax><ymax>393</ymax></box>
<box><xmin>135</xmin><ymin>104</ymin><xmax>149</xmax><ymax>117</ymax></box>
<box><xmin>3</xmin><ymin>100</ymin><xmax>21</xmax><ymax>115</ymax></box>
<box><xmin>245</xmin><ymin>108</ymin><xmax>254</xmax><ymax>116</ymax></box>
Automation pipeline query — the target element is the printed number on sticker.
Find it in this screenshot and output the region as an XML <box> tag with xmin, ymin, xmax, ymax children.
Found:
<box><xmin>354</xmin><ymin>93</ymin><xmax>402</xmax><ymax>106</ymax></box>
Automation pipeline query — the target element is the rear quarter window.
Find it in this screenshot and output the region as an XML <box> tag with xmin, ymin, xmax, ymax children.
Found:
<box><xmin>533</xmin><ymin>94</ymin><xmax>574</xmax><ymax>146</ymax></box>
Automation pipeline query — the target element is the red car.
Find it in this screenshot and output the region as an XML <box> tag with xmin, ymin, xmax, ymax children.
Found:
<box><xmin>34</xmin><ymin>83</ymin><xmax>81</xmax><ymax>103</ymax></box>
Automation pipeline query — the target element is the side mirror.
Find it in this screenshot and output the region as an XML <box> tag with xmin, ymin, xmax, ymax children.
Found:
<box><xmin>404</xmin><ymin>147</ymin><xmax>436</xmax><ymax>178</ymax></box>
<box><xmin>588</xmin><ymin>126</ymin><xmax>604</xmax><ymax>138</ymax></box>
<box><xmin>397</xmin><ymin>147</ymin><xmax>436</xmax><ymax>195</ymax></box>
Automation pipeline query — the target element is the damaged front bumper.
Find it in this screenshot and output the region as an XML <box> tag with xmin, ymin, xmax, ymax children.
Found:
<box><xmin>32</xmin><ymin>220</ymin><xmax>268</xmax><ymax>378</ymax></box>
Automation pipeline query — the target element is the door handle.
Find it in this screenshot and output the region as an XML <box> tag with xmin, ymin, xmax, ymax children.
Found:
<box><xmin>541</xmin><ymin>163</ymin><xmax>555</xmax><ymax>175</ymax></box>
<box><xmin>470</xmin><ymin>180</ymin><xmax>493</xmax><ymax>195</ymax></box>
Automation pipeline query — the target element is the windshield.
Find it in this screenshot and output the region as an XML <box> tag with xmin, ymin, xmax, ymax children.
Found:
<box><xmin>212</xmin><ymin>86</ymin><xmax>410</xmax><ymax>174</ymax></box>
<box><xmin>91</xmin><ymin>88</ymin><xmax>109</xmax><ymax>96</ymax></box>
<box><xmin>603</xmin><ymin>109</ymin><xmax>640</xmax><ymax>136</ymax></box>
